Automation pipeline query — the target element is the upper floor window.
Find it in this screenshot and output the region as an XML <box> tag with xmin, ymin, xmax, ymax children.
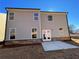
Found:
<box><xmin>48</xmin><ymin>15</ymin><xmax>52</xmax><ymax>21</ymax></box>
<box><xmin>9</xmin><ymin>13</ymin><xmax>14</xmax><ymax>20</ymax></box>
<box><xmin>33</xmin><ymin>13</ymin><xmax>39</xmax><ymax>20</ymax></box>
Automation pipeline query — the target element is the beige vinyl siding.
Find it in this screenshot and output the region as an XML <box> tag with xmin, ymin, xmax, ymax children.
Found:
<box><xmin>6</xmin><ymin>8</ymin><xmax>69</xmax><ymax>40</ymax></box>
<box><xmin>6</xmin><ymin>10</ymin><xmax>41</xmax><ymax>40</ymax></box>
<box><xmin>53</xmin><ymin>14</ymin><xmax>69</xmax><ymax>37</ymax></box>
<box><xmin>41</xmin><ymin>12</ymin><xmax>69</xmax><ymax>38</ymax></box>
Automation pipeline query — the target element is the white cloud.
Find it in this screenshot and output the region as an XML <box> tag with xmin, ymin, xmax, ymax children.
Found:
<box><xmin>47</xmin><ymin>9</ymin><xmax>54</xmax><ymax>11</ymax></box>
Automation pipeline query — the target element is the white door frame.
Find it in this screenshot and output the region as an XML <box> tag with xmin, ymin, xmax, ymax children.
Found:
<box><xmin>42</xmin><ymin>29</ymin><xmax>51</xmax><ymax>41</ymax></box>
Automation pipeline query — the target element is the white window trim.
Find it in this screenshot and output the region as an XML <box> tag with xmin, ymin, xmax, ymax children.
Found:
<box><xmin>9</xmin><ymin>28</ymin><xmax>16</xmax><ymax>40</ymax></box>
<box><xmin>31</xmin><ymin>28</ymin><xmax>37</xmax><ymax>39</ymax></box>
<box><xmin>33</xmin><ymin>12</ymin><xmax>39</xmax><ymax>21</ymax></box>
<box><xmin>8</xmin><ymin>12</ymin><xmax>15</xmax><ymax>21</ymax></box>
<box><xmin>48</xmin><ymin>15</ymin><xmax>53</xmax><ymax>21</ymax></box>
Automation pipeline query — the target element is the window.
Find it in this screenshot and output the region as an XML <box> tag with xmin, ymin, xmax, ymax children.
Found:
<box><xmin>32</xmin><ymin>34</ymin><xmax>37</xmax><ymax>38</ymax></box>
<box><xmin>34</xmin><ymin>13</ymin><xmax>39</xmax><ymax>20</ymax></box>
<box><xmin>9</xmin><ymin>28</ymin><xmax>16</xmax><ymax>39</ymax></box>
<box><xmin>9</xmin><ymin>13</ymin><xmax>14</xmax><ymax>20</ymax></box>
<box><xmin>59</xmin><ymin>28</ymin><xmax>63</xmax><ymax>30</ymax></box>
<box><xmin>48</xmin><ymin>15</ymin><xmax>52</xmax><ymax>21</ymax></box>
<box><xmin>32</xmin><ymin>28</ymin><xmax>37</xmax><ymax>32</ymax></box>
<box><xmin>32</xmin><ymin>28</ymin><xmax>37</xmax><ymax>38</ymax></box>
<box><xmin>34</xmin><ymin>13</ymin><xmax>38</xmax><ymax>16</ymax></box>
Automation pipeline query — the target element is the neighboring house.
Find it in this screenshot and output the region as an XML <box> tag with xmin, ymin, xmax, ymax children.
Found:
<box><xmin>0</xmin><ymin>13</ymin><xmax>6</xmax><ymax>41</ymax></box>
<box><xmin>5</xmin><ymin>8</ymin><xmax>70</xmax><ymax>41</ymax></box>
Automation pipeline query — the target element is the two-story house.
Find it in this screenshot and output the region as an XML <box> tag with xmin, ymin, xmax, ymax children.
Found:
<box><xmin>5</xmin><ymin>8</ymin><xmax>70</xmax><ymax>41</ymax></box>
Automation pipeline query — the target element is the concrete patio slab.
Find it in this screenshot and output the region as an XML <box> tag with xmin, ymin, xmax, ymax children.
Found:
<box><xmin>42</xmin><ymin>41</ymin><xmax>79</xmax><ymax>51</ymax></box>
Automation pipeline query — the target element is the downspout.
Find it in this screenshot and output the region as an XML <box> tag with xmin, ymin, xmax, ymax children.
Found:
<box><xmin>39</xmin><ymin>11</ymin><xmax>42</xmax><ymax>41</ymax></box>
<box><xmin>66</xmin><ymin>12</ymin><xmax>71</xmax><ymax>40</ymax></box>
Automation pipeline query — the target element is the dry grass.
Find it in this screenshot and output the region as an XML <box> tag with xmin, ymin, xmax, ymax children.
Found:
<box><xmin>71</xmin><ymin>38</ymin><xmax>79</xmax><ymax>44</ymax></box>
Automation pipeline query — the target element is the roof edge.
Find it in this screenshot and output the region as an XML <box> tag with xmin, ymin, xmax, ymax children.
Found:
<box><xmin>41</xmin><ymin>11</ymin><xmax>68</xmax><ymax>13</ymax></box>
<box><xmin>5</xmin><ymin>7</ymin><xmax>40</xmax><ymax>10</ymax></box>
<box><xmin>5</xmin><ymin>7</ymin><xmax>68</xmax><ymax>13</ymax></box>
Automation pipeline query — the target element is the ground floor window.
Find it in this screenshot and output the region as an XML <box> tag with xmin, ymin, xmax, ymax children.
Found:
<box><xmin>9</xmin><ymin>28</ymin><xmax>16</xmax><ymax>39</ymax></box>
<box><xmin>32</xmin><ymin>28</ymin><xmax>37</xmax><ymax>38</ymax></box>
<box><xmin>32</xmin><ymin>34</ymin><xmax>37</xmax><ymax>38</ymax></box>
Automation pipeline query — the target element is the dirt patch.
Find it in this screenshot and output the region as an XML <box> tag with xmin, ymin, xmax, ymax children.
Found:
<box><xmin>0</xmin><ymin>42</ymin><xmax>79</xmax><ymax>59</ymax></box>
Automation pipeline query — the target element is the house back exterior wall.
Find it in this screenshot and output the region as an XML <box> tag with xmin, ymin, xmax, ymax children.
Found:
<box><xmin>6</xmin><ymin>8</ymin><xmax>70</xmax><ymax>40</ymax></box>
<box><xmin>6</xmin><ymin>9</ymin><xmax>41</xmax><ymax>40</ymax></box>
<box><xmin>41</xmin><ymin>12</ymin><xmax>69</xmax><ymax>40</ymax></box>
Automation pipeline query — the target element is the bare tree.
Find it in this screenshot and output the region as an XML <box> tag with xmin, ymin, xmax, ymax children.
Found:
<box><xmin>75</xmin><ymin>29</ymin><xmax>79</xmax><ymax>33</ymax></box>
<box><xmin>69</xmin><ymin>24</ymin><xmax>76</xmax><ymax>34</ymax></box>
